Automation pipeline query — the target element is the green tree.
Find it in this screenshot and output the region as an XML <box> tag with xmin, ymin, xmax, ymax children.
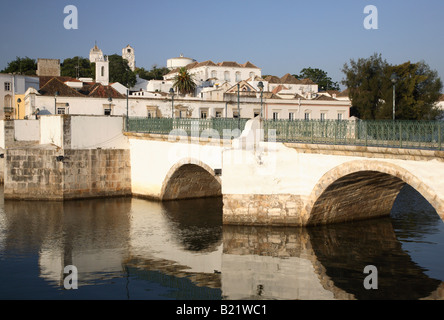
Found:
<box><xmin>381</xmin><ymin>61</ymin><xmax>442</xmax><ymax>120</ymax></box>
<box><xmin>61</xmin><ymin>56</ymin><xmax>94</xmax><ymax>78</ymax></box>
<box><xmin>136</xmin><ymin>64</ymin><xmax>170</xmax><ymax>81</ymax></box>
<box><xmin>108</xmin><ymin>54</ymin><xmax>136</xmax><ymax>87</ymax></box>
<box><xmin>172</xmin><ymin>67</ymin><xmax>196</xmax><ymax>95</ymax></box>
<box><xmin>1</xmin><ymin>56</ymin><xmax>37</xmax><ymax>75</ymax></box>
<box><xmin>294</xmin><ymin>67</ymin><xmax>340</xmax><ymax>91</ymax></box>
<box><xmin>342</xmin><ymin>53</ymin><xmax>389</xmax><ymax>119</ymax></box>
<box><xmin>342</xmin><ymin>53</ymin><xmax>443</xmax><ymax>120</ymax></box>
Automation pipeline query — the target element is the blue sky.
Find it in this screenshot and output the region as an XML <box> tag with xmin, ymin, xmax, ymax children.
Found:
<box><xmin>1</xmin><ymin>0</ymin><xmax>443</xmax><ymax>90</ymax></box>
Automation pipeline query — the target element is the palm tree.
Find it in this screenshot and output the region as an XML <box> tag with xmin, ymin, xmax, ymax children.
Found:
<box><xmin>173</xmin><ymin>67</ymin><xmax>196</xmax><ymax>95</ymax></box>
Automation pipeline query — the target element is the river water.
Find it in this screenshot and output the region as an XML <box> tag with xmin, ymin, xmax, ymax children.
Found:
<box><xmin>0</xmin><ymin>185</ymin><xmax>443</xmax><ymax>300</ymax></box>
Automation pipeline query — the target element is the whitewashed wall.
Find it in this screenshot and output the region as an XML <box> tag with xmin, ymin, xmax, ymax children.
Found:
<box><xmin>14</xmin><ymin>120</ymin><xmax>39</xmax><ymax>141</ymax></box>
<box><xmin>70</xmin><ymin>116</ymin><xmax>129</xmax><ymax>149</ymax></box>
<box><xmin>40</xmin><ymin>116</ymin><xmax>63</xmax><ymax>147</ymax></box>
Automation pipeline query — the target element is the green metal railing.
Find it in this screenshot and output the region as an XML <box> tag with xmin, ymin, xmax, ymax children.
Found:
<box><xmin>264</xmin><ymin>119</ymin><xmax>444</xmax><ymax>150</ymax></box>
<box><xmin>127</xmin><ymin>117</ymin><xmax>444</xmax><ymax>150</ymax></box>
<box><xmin>127</xmin><ymin>117</ymin><xmax>249</xmax><ymax>139</ymax></box>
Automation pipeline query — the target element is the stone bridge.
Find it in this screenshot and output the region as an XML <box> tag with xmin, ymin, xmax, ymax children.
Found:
<box><xmin>3</xmin><ymin>115</ymin><xmax>443</xmax><ymax>227</ymax></box>
<box><xmin>125</xmin><ymin>117</ymin><xmax>444</xmax><ymax>227</ymax></box>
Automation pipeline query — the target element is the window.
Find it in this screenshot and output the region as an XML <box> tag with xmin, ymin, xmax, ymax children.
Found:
<box><xmin>4</xmin><ymin>82</ymin><xmax>11</xmax><ymax>91</ymax></box>
<box><xmin>200</xmin><ymin>110</ymin><xmax>207</xmax><ymax>119</ymax></box>
<box><xmin>304</xmin><ymin>112</ymin><xmax>310</xmax><ymax>121</ymax></box>
<box><xmin>57</xmin><ymin>108</ymin><xmax>66</xmax><ymax>114</ymax></box>
<box><xmin>337</xmin><ymin>113</ymin><xmax>343</xmax><ymax>121</ymax></box>
<box><xmin>211</xmin><ymin>70</ymin><xmax>217</xmax><ymax>78</ymax></box>
<box><xmin>4</xmin><ymin>95</ymin><xmax>12</xmax><ymax>109</ymax></box>
<box><xmin>101</xmin><ymin>66</ymin><xmax>105</xmax><ymax>77</ymax></box>
<box><xmin>224</xmin><ymin>71</ymin><xmax>230</xmax><ymax>82</ymax></box>
<box><xmin>289</xmin><ymin>112</ymin><xmax>294</xmax><ymax>121</ymax></box>
<box><xmin>235</xmin><ymin>72</ymin><xmax>241</xmax><ymax>82</ymax></box>
<box><xmin>104</xmin><ymin>109</ymin><xmax>111</xmax><ymax>116</ymax></box>
<box><xmin>147</xmin><ymin>110</ymin><xmax>157</xmax><ymax>118</ymax></box>
<box><xmin>320</xmin><ymin>113</ymin><xmax>326</xmax><ymax>121</ymax></box>
<box><xmin>215</xmin><ymin>111</ymin><xmax>222</xmax><ymax>118</ymax></box>
<box><xmin>233</xmin><ymin>111</ymin><xmax>239</xmax><ymax>118</ymax></box>
<box><xmin>254</xmin><ymin>111</ymin><xmax>260</xmax><ymax>118</ymax></box>
<box><xmin>273</xmin><ymin>112</ymin><xmax>279</xmax><ymax>121</ymax></box>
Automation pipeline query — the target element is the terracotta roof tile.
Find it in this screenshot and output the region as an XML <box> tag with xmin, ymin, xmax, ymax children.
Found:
<box><xmin>241</xmin><ymin>61</ymin><xmax>259</xmax><ymax>68</ymax></box>
<box><xmin>38</xmin><ymin>77</ymin><xmax>125</xmax><ymax>99</ymax></box>
<box><xmin>264</xmin><ymin>75</ymin><xmax>282</xmax><ymax>84</ymax></box>
<box><xmin>38</xmin><ymin>77</ymin><xmax>84</xmax><ymax>97</ymax></box>
<box><xmin>299</xmin><ymin>78</ymin><xmax>316</xmax><ymax>85</ymax></box>
<box><xmin>217</xmin><ymin>61</ymin><xmax>241</xmax><ymax>67</ymax></box>
<box><xmin>280</xmin><ymin>73</ymin><xmax>301</xmax><ymax>84</ymax></box>
<box><xmin>337</xmin><ymin>88</ymin><xmax>350</xmax><ymax>97</ymax></box>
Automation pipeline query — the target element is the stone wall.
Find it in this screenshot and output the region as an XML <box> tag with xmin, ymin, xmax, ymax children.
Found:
<box><xmin>223</xmin><ymin>194</ymin><xmax>305</xmax><ymax>226</ymax></box>
<box><xmin>4</xmin><ymin>146</ymin><xmax>131</xmax><ymax>200</ymax></box>
<box><xmin>4</xmin><ymin>146</ymin><xmax>64</xmax><ymax>200</ymax></box>
<box><xmin>62</xmin><ymin>149</ymin><xmax>131</xmax><ymax>199</ymax></box>
<box><xmin>36</xmin><ymin>59</ymin><xmax>60</xmax><ymax>77</ymax></box>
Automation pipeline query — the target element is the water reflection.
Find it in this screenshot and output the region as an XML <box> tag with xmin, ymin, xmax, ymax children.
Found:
<box><xmin>0</xmin><ymin>186</ymin><xmax>443</xmax><ymax>300</ymax></box>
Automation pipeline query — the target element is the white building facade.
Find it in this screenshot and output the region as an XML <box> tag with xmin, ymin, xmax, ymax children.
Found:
<box><xmin>0</xmin><ymin>73</ymin><xmax>39</xmax><ymax>119</ymax></box>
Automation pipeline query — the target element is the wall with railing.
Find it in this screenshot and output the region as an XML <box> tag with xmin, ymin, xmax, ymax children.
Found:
<box><xmin>264</xmin><ymin>119</ymin><xmax>444</xmax><ymax>150</ymax></box>
<box><xmin>127</xmin><ymin>117</ymin><xmax>249</xmax><ymax>139</ymax></box>
<box><xmin>127</xmin><ymin>117</ymin><xmax>444</xmax><ymax>151</ymax></box>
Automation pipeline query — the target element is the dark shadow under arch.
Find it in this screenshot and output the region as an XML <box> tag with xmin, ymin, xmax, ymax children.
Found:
<box><xmin>161</xmin><ymin>162</ymin><xmax>221</xmax><ymax>201</ymax></box>
<box><xmin>305</xmin><ymin>160</ymin><xmax>441</xmax><ymax>226</ymax></box>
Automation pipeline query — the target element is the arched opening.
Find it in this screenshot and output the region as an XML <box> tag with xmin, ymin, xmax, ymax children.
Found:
<box><xmin>308</xmin><ymin>170</ymin><xmax>406</xmax><ymax>225</ymax></box>
<box><xmin>161</xmin><ymin>163</ymin><xmax>221</xmax><ymax>201</ymax></box>
<box><xmin>306</xmin><ymin>161</ymin><xmax>442</xmax><ymax>226</ymax></box>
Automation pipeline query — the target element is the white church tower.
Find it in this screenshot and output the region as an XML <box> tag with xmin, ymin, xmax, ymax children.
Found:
<box><xmin>122</xmin><ymin>45</ymin><xmax>135</xmax><ymax>71</ymax></box>
<box><xmin>89</xmin><ymin>42</ymin><xmax>104</xmax><ymax>63</ymax></box>
<box><xmin>95</xmin><ymin>55</ymin><xmax>109</xmax><ymax>86</ymax></box>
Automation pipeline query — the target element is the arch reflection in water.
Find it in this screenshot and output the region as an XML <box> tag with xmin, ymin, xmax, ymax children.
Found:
<box><xmin>0</xmin><ymin>186</ymin><xmax>443</xmax><ymax>300</ymax></box>
<box><xmin>222</xmin><ymin>186</ymin><xmax>444</xmax><ymax>300</ymax></box>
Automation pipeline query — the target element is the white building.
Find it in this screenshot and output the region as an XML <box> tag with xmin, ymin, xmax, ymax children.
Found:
<box><xmin>122</xmin><ymin>45</ymin><xmax>136</xmax><ymax>71</ymax></box>
<box><xmin>89</xmin><ymin>43</ymin><xmax>104</xmax><ymax>63</ymax></box>
<box><xmin>438</xmin><ymin>94</ymin><xmax>444</xmax><ymax>112</ymax></box>
<box><xmin>164</xmin><ymin>59</ymin><xmax>261</xmax><ymax>90</ymax></box>
<box><xmin>0</xmin><ymin>73</ymin><xmax>39</xmax><ymax>119</ymax></box>
<box><xmin>167</xmin><ymin>54</ymin><xmax>196</xmax><ymax>70</ymax></box>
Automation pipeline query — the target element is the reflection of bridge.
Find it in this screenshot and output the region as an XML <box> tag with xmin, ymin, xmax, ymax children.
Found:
<box><xmin>126</xmin><ymin>117</ymin><xmax>444</xmax><ymax>226</ymax></box>
<box><xmin>4</xmin><ymin>193</ymin><xmax>442</xmax><ymax>300</ymax></box>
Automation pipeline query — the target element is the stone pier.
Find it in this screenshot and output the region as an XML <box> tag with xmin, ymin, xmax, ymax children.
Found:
<box><xmin>3</xmin><ymin>115</ymin><xmax>131</xmax><ymax>201</ymax></box>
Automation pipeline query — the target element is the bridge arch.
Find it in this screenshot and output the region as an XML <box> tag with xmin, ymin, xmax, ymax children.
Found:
<box><xmin>304</xmin><ymin>160</ymin><xmax>443</xmax><ymax>226</ymax></box>
<box><xmin>160</xmin><ymin>158</ymin><xmax>222</xmax><ymax>201</ymax></box>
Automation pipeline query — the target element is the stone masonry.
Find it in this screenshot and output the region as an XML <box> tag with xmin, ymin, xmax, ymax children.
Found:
<box><xmin>4</xmin><ymin>145</ymin><xmax>131</xmax><ymax>200</ymax></box>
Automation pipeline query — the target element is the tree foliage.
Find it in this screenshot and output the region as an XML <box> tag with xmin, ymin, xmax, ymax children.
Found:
<box><xmin>172</xmin><ymin>67</ymin><xmax>196</xmax><ymax>95</ymax></box>
<box><xmin>107</xmin><ymin>54</ymin><xmax>136</xmax><ymax>88</ymax></box>
<box><xmin>342</xmin><ymin>53</ymin><xmax>443</xmax><ymax>120</ymax></box>
<box><xmin>135</xmin><ymin>64</ymin><xmax>170</xmax><ymax>81</ymax></box>
<box><xmin>1</xmin><ymin>56</ymin><xmax>37</xmax><ymax>75</ymax></box>
<box><xmin>294</xmin><ymin>67</ymin><xmax>340</xmax><ymax>91</ymax></box>
<box><xmin>61</xmin><ymin>56</ymin><xmax>94</xmax><ymax>78</ymax></box>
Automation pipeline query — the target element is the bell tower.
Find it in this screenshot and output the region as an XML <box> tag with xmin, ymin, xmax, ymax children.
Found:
<box><xmin>122</xmin><ymin>44</ymin><xmax>135</xmax><ymax>71</ymax></box>
<box><xmin>95</xmin><ymin>55</ymin><xmax>109</xmax><ymax>85</ymax></box>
